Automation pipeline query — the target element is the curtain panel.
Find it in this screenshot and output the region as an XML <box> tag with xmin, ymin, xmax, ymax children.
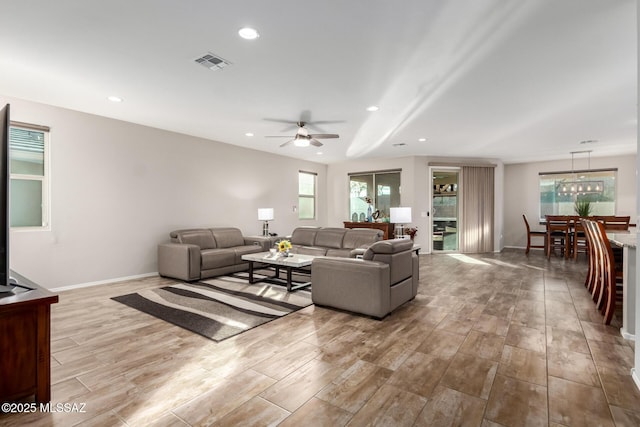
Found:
<box><xmin>460</xmin><ymin>166</ymin><xmax>494</xmax><ymax>253</ymax></box>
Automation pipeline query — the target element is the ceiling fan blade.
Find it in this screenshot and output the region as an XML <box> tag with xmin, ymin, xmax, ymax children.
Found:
<box><xmin>303</xmin><ymin>121</ymin><xmax>344</xmax><ymax>133</ymax></box>
<box><xmin>263</xmin><ymin>118</ymin><xmax>300</xmax><ymax>132</ymax></box>
<box><xmin>309</xmin><ymin>133</ymin><xmax>339</xmax><ymax>139</ymax></box>
<box><xmin>279</xmin><ymin>139</ymin><xmax>294</xmax><ymax>147</ymax></box>
<box><xmin>263</xmin><ymin>118</ymin><xmax>297</xmax><ymax>124</ymax></box>
<box><xmin>307</xmin><ymin>120</ymin><xmax>345</xmax><ymax>125</ymax></box>
<box><xmin>310</xmin><ymin>139</ymin><xmax>323</xmax><ymax>147</ymax></box>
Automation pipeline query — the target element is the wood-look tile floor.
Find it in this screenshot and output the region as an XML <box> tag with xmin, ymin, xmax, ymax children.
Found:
<box><xmin>2</xmin><ymin>249</ymin><xmax>640</xmax><ymax>426</ymax></box>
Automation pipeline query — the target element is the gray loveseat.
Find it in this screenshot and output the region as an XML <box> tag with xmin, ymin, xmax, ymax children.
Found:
<box><xmin>288</xmin><ymin>227</ymin><xmax>383</xmax><ymax>257</ymax></box>
<box><xmin>157</xmin><ymin>227</ymin><xmax>270</xmax><ymax>281</ymax></box>
<box><xmin>311</xmin><ymin>239</ymin><xmax>419</xmax><ymax>319</ymax></box>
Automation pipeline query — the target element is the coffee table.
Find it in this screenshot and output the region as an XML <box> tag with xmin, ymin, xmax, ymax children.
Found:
<box><xmin>241</xmin><ymin>252</ymin><xmax>317</xmax><ymax>292</ymax></box>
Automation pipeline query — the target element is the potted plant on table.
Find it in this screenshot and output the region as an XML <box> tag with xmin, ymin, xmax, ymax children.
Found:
<box><xmin>405</xmin><ymin>227</ymin><xmax>418</xmax><ymax>240</ymax></box>
<box><xmin>277</xmin><ymin>239</ymin><xmax>292</xmax><ymax>257</ymax></box>
<box><xmin>574</xmin><ymin>200</ymin><xmax>592</xmax><ymax>217</ymax></box>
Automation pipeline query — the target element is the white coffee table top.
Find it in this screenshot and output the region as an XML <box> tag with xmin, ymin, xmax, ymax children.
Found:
<box><xmin>242</xmin><ymin>252</ymin><xmax>317</xmax><ymax>268</ymax></box>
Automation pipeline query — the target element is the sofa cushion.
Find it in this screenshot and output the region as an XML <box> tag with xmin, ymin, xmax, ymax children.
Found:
<box><xmin>201</xmin><ymin>249</ymin><xmax>235</xmax><ymax>270</ymax></box>
<box><xmin>174</xmin><ymin>229</ymin><xmax>217</xmax><ymax>249</ymax></box>
<box><xmin>291</xmin><ymin>245</ymin><xmax>327</xmax><ymax>256</ymax></box>
<box><xmin>314</xmin><ymin>228</ymin><xmax>347</xmax><ymax>249</ymax></box>
<box><xmin>210</xmin><ymin>227</ymin><xmax>245</xmax><ymax>248</ymax></box>
<box><xmin>291</xmin><ymin>227</ymin><xmax>319</xmax><ymax>246</ymax></box>
<box><xmin>232</xmin><ymin>245</ymin><xmax>263</xmax><ymax>264</ymax></box>
<box><xmin>343</xmin><ymin>229</ymin><xmax>383</xmax><ymax>249</ymax></box>
<box><xmin>325</xmin><ymin>248</ymin><xmax>354</xmax><ymax>258</ymax></box>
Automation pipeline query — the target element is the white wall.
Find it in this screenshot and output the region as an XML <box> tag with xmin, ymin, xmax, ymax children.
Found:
<box><xmin>504</xmin><ymin>154</ymin><xmax>637</xmax><ymax>248</ymax></box>
<box><xmin>3</xmin><ymin>96</ymin><xmax>327</xmax><ymax>289</ymax></box>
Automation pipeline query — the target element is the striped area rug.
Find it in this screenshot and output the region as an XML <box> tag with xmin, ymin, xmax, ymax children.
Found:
<box><xmin>111</xmin><ymin>272</ymin><xmax>312</xmax><ymax>342</ymax></box>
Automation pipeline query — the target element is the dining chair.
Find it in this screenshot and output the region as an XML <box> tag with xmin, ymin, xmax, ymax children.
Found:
<box><xmin>592</xmin><ymin>220</ymin><xmax>623</xmax><ymax>325</ymax></box>
<box><xmin>595</xmin><ymin>216</ymin><xmax>629</xmax><ymax>268</ymax></box>
<box><xmin>593</xmin><ymin>215</ymin><xmax>630</xmax><ymax>230</ymax></box>
<box><xmin>596</xmin><ymin>222</ymin><xmax>623</xmax><ymax>325</ymax></box>
<box><xmin>581</xmin><ymin>219</ymin><xmax>596</xmax><ymax>292</ymax></box>
<box><xmin>522</xmin><ymin>214</ymin><xmax>546</xmax><ymax>255</ymax></box>
<box><xmin>571</xmin><ymin>216</ymin><xmax>588</xmax><ymax>260</ymax></box>
<box><xmin>582</xmin><ymin>219</ymin><xmax>604</xmax><ymax>304</ymax></box>
<box><xmin>545</xmin><ymin>215</ymin><xmax>571</xmax><ymax>259</ymax></box>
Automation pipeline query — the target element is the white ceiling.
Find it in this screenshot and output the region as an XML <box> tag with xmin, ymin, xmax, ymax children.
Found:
<box><xmin>0</xmin><ymin>0</ymin><xmax>636</xmax><ymax>165</ymax></box>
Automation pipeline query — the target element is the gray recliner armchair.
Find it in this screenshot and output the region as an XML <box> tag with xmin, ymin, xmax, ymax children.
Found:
<box><xmin>311</xmin><ymin>239</ymin><xmax>419</xmax><ymax>319</ymax></box>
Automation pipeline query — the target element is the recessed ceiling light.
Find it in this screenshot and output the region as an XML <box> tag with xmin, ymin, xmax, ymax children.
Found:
<box><xmin>238</xmin><ymin>27</ymin><xmax>260</xmax><ymax>40</ymax></box>
<box><xmin>107</xmin><ymin>96</ymin><xmax>123</xmax><ymax>103</ymax></box>
<box><xmin>316</xmin><ymin>152</ymin><xmax>323</xmax><ymax>155</ymax></box>
<box><xmin>245</xmin><ymin>132</ymin><xmax>254</xmax><ymax>137</ymax></box>
<box><xmin>418</xmin><ymin>138</ymin><xmax>426</xmax><ymax>142</ymax></box>
<box><xmin>366</xmin><ymin>105</ymin><xmax>379</xmax><ymax>112</ymax></box>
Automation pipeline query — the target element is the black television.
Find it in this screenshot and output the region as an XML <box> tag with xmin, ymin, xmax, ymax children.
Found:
<box><xmin>0</xmin><ymin>104</ymin><xmax>16</xmax><ymax>292</ymax></box>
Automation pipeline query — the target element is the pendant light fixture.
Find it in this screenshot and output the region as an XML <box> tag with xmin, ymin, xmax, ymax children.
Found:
<box><xmin>556</xmin><ymin>150</ymin><xmax>604</xmax><ymax>196</ymax></box>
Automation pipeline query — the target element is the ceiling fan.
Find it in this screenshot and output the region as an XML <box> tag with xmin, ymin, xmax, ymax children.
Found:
<box><xmin>266</xmin><ymin>121</ymin><xmax>339</xmax><ymax>148</ymax></box>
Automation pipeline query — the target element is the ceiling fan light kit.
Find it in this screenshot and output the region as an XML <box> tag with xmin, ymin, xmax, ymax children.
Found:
<box><xmin>267</xmin><ymin>120</ymin><xmax>339</xmax><ymax>148</ymax></box>
<box><xmin>294</xmin><ymin>137</ymin><xmax>310</xmax><ymax>147</ymax></box>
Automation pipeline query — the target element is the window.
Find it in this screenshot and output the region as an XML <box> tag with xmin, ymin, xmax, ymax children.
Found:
<box><xmin>539</xmin><ymin>168</ymin><xmax>616</xmax><ymax>221</ymax></box>
<box><xmin>349</xmin><ymin>170</ymin><xmax>401</xmax><ymax>221</ymax></box>
<box><xmin>9</xmin><ymin>122</ymin><xmax>49</xmax><ymax>228</ymax></box>
<box><xmin>298</xmin><ymin>171</ymin><xmax>316</xmax><ymax>220</ymax></box>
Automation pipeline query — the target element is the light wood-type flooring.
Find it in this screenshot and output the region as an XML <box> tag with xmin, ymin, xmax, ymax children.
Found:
<box><xmin>2</xmin><ymin>249</ymin><xmax>640</xmax><ymax>426</ymax></box>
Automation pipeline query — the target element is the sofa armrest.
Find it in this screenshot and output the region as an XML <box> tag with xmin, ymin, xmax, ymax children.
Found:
<box><xmin>243</xmin><ymin>236</ymin><xmax>272</xmax><ymax>251</ymax></box>
<box><xmin>311</xmin><ymin>257</ymin><xmax>391</xmax><ymax>318</ymax></box>
<box><xmin>158</xmin><ymin>243</ymin><xmax>201</xmax><ymax>281</ymax></box>
<box><xmin>350</xmin><ymin>248</ymin><xmax>367</xmax><ymax>258</ymax></box>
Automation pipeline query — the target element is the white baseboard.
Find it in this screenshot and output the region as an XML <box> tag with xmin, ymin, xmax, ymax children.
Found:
<box><xmin>50</xmin><ymin>272</ymin><xmax>158</xmax><ymax>292</ymax></box>
<box><xmin>503</xmin><ymin>245</ymin><xmax>545</xmax><ymax>251</ymax></box>
<box><xmin>620</xmin><ymin>328</ymin><xmax>636</xmax><ymax>341</ymax></box>
<box><xmin>632</xmin><ymin>368</ymin><xmax>640</xmax><ymax>392</ymax></box>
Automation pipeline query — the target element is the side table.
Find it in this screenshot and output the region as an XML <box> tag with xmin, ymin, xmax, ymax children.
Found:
<box><xmin>247</xmin><ymin>235</ymin><xmax>281</xmax><ymax>251</ymax></box>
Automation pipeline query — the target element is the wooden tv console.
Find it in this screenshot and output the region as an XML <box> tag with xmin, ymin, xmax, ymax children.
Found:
<box><xmin>0</xmin><ymin>272</ymin><xmax>58</xmax><ymax>403</ymax></box>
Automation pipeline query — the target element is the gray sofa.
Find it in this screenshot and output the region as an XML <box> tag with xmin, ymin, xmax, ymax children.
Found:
<box><xmin>311</xmin><ymin>239</ymin><xmax>419</xmax><ymax>319</ymax></box>
<box><xmin>157</xmin><ymin>227</ymin><xmax>270</xmax><ymax>281</ymax></box>
<box><xmin>288</xmin><ymin>227</ymin><xmax>383</xmax><ymax>257</ymax></box>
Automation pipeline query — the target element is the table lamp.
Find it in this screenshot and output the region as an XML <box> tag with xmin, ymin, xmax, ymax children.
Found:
<box><xmin>390</xmin><ymin>207</ymin><xmax>412</xmax><ymax>238</ymax></box>
<box><xmin>258</xmin><ymin>208</ymin><xmax>274</xmax><ymax>236</ymax></box>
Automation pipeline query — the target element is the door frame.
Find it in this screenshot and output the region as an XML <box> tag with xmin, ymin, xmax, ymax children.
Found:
<box><xmin>429</xmin><ymin>166</ymin><xmax>461</xmax><ymax>253</ymax></box>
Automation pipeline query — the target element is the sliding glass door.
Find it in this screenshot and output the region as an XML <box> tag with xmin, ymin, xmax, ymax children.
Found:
<box><xmin>431</xmin><ymin>168</ymin><xmax>459</xmax><ymax>252</ymax></box>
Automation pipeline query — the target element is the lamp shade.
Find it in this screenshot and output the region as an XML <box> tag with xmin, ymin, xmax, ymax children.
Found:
<box><xmin>390</xmin><ymin>207</ymin><xmax>412</xmax><ymax>223</ymax></box>
<box><xmin>258</xmin><ymin>208</ymin><xmax>274</xmax><ymax>221</ymax></box>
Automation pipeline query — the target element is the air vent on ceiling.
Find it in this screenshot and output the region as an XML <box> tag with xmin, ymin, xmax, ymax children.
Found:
<box><xmin>194</xmin><ymin>52</ymin><xmax>231</xmax><ymax>71</ymax></box>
